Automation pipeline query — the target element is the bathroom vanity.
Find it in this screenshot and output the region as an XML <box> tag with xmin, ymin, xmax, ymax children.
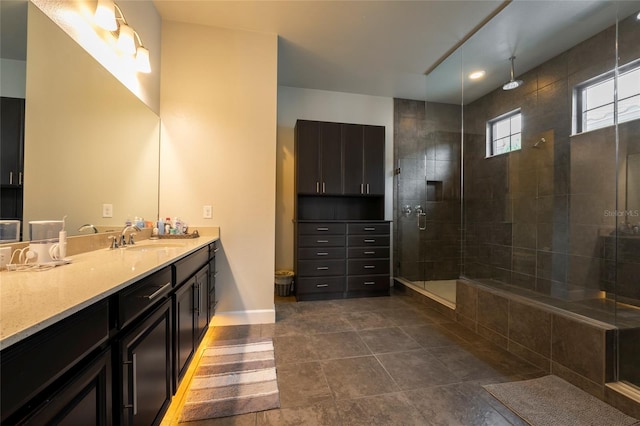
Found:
<box><xmin>0</xmin><ymin>234</ymin><xmax>218</xmax><ymax>425</ymax></box>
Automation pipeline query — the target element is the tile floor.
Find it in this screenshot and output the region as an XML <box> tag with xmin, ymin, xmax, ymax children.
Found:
<box><xmin>171</xmin><ymin>290</ymin><xmax>550</xmax><ymax>425</ymax></box>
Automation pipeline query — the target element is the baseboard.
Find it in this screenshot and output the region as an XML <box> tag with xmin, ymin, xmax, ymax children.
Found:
<box><xmin>210</xmin><ymin>307</ymin><xmax>276</xmax><ymax>326</ymax></box>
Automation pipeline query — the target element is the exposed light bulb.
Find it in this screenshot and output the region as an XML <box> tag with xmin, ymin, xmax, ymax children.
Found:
<box><xmin>117</xmin><ymin>24</ymin><xmax>136</xmax><ymax>55</ymax></box>
<box><xmin>136</xmin><ymin>46</ymin><xmax>151</xmax><ymax>73</ymax></box>
<box><xmin>94</xmin><ymin>0</ymin><xmax>117</xmax><ymax>31</ymax></box>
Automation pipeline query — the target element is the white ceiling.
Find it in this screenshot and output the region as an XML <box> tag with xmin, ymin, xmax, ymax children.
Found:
<box><xmin>4</xmin><ymin>1</ymin><xmax>638</xmax><ymax>103</ymax></box>
<box><xmin>154</xmin><ymin>0</ymin><xmax>640</xmax><ymax>104</ymax></box>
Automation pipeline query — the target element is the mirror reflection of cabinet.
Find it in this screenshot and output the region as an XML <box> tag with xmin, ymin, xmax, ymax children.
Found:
<box><xmin>0</xmin><ymin>96</ymin><xmax>25</xmax><ymax>222</ymax></box>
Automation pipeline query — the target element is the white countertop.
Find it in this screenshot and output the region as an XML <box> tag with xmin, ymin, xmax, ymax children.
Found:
<box><xmin>0</xmin><ymin>231</ymin><xmax>219</xmax><ymax>350</ymax></box>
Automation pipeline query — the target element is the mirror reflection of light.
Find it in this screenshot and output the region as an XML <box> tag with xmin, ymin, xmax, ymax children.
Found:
<box><xmin>53</xmin><ymin>6</ymin><xmax>141</xmax><ymax>97</ymax></box>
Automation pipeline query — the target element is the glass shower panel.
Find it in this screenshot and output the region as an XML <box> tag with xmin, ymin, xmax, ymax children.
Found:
<box><xmin>614</xmin><ymin>6</ymin><xmax>640</xmax><ymax>389</ymax></box>
<box><xmin>393</xmin><ymin>49</ymin><xmax>463</xmax><ymax>304</ymax></box>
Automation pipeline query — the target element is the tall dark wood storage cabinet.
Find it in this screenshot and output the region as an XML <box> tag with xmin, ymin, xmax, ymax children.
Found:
<box><xmin>294</xmin><ymin>119</ymin><xmax>390</xmax><ymax>301</ymax></box>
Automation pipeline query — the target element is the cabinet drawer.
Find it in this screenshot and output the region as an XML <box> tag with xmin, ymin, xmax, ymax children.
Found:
<box><xmin>119</xmin><ymin>267</ymin><xmax>172</xmax><ymax>330</ymax></box>
<box><xmin>297</xmin><ymin>260</ymin><xmax>345</xmax><ymax>276</ymax></box>
<box><xmin>174</xmin><ymin>247</ymin><xmax>209</xmax><ymax>286</ymax></box>
<box><xmin>298</xmin><ymin>247</ymin><xmax>345</xmax><ymax>260</ymax></box>
<box><xmin>347</xmin><ymin>259</ymin><xmax>390</xmax><ymax>275</ymax></box>
<box><xmin>347</xmin><ymin>275</ymin><xmax>389</xmax><ymax>292</ymax></box>
<box><xmin>347</xmin><ymin>235</ymin><xmax>390</xmax><ymax>247</ymax></box>
<box><xmin>347</xmin><ymin>247</ymin><xmax>390</xmax><ymax>259</ymax></box>
<box><xmin>298</xmin><ymin>223</ymin><xmax>345</xmax><ymax>235</ymax></box>
<box><xmin>298</xmin><ymin>235</ymin><xmax>345</xmax><ymax>247</ymax></box>
<box><xmin>347</xmin><ymin>222</ymin><xmax>390</xmax><ymax>235</ymax></box>
<box><xmin>296</xmin><ymin>277</ymin><xmax>346</xmax><ymax>294</ymax></box>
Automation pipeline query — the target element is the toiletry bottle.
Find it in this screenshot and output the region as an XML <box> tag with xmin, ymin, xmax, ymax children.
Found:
<box><xmin>164</xmin><ymin>217</ymin><xmax>172</xmax><ymax>235</ymax></box>
<box><xmin>174</xmin><ymin>217</ymin><xmax>182</xmax><ymax>235</ymax></box>
<box><xmin>157</xmin><ymin>218</ymin><xmax>165</xmax><ymax>235</ymax></box>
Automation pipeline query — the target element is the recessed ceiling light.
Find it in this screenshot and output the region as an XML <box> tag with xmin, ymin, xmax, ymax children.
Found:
<box><xmin>469</xmin><ymin>70</ymin><xmax>486</xmax><ymax>80</ymax></box>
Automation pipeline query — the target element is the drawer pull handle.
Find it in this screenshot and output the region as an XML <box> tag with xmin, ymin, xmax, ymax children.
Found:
<box><xmin>145</xmin><ymin>282</ymin><xmax>172</xmax><ymax>300</ymax></box>
<box><xmin>316</xmin><ymin>284</ymin><xmax>329</xmax><ymax>288</ymax></box>
<box><xmin>364</xmin><ymin>227</ymin><xmax>376</xmax><ymax>231</ymax></box>
<box><xmin>364</xmin><ymin>239</ymin><xmax>376</xmax><ymax>243</ymax></box>
<box><xmin>317</xmin><ymin>252</ymin><xmax>329</xmax><ymax>256</ymax></box>
<box><xmin>317</xmin><ymin>266</ymin><xmax>329</xmax><ymax>270</ymax></box>
<box><xmin>317</xmin><ymin>227</ymin><xmax>329</xmax><ymax>231</ymax></box>
<box><xmin>364</xmin><ymin>251</ymin><xmax>376</xmax><ymax>255</ymax></box>
<box><xmin>213</xmin><ymin>248</ymin><xmax>219</xmax><ymax>253</ymax></box>
<box><xmin>317</xmin><ymin>240</ymin><xmax>329</xmax><ymax>243</ymax></box>
<box><xmin>364</xmin><ymin>281</ymin><xmax>375</xmax><ymax>285</ymax></box>
<box><xmin>364</xmin><ymin>265</ymin><xmax>375</xmax><ymax>269</ymax></box>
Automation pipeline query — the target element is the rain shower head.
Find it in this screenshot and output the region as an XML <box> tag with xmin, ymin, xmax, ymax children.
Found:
<box><xmin>503</xmin><ymin>56</ymin><xmax>523</xmax><ymax>90</ymax></box>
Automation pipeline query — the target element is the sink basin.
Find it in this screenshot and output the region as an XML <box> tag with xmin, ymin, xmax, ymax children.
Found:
<box><xmin>124</xmin><ymin>243</ymin><xmax>185</xmax><ymax>252</ymax></box>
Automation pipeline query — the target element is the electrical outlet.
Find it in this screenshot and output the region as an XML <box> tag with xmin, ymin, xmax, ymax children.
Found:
<box><xmin>0</xmin><ymin>247</ymin><xmax>11</xmax><ymax>269</ymax></box>
<box><xmin>102</xmin><ymin>203</ymin><xmax>113</xmax><ymax>218</ymax></box>
<box><xmin>203</xmin><ymin>205</ymin><xmax>212</xmax><ymax>219</ymax></box>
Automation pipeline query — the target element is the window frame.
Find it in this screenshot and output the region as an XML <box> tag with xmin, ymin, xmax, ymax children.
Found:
<box><xmin>486</xmin><ymin>109</ymin><xmax>522</xmax><ymax>158</ymax></box>
<box><xmin>574</xmin><ymin>59</ymin><xmax>640</xmax><ymax>134</ymax></box>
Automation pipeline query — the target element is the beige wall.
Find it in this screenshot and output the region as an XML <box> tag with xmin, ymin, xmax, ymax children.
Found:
<box><xmin>160</xmin><ymin>21</ymin><xmax>278</xmax><ymax>325</ymax></box>
<box><xmin>31</xmin><ymin>0</ymin><xmax>162</xmax><ymax>113</ymax></box>
<box><xmin>276</xmin><ymin>86</ymin><xmax>394</xmax><ymax>271</ymax></box>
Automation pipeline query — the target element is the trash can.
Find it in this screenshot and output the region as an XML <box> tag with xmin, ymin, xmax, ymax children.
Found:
<box><xmin>275</xmin><ymin>270</ymin><xmax>294</xmax><ymax>296</ymax></box>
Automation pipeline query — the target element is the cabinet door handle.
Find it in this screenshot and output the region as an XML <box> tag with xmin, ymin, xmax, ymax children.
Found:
<box><xmin>316</xmin><ymin>252</ymin><xmax>329</xmax><ymax>256</ymax></box>
<box><xmin>317</xmin><ymin>240</ymin><xmax>329</xmax><ymax>243</ymax></box>
<box><xmin>317</xmin><ymin>266</ymin><xmax>329</xmax><ymax>270</ymax></box>
<box><xmin>364</xmin><ymin>251</ymin><xmax>376</xmax><ymax>255</ymax></box>
<box><xmin>194</xmin><ymin>283</ymin><xmax>200</xmax><ymax>314</ymax></box>
<box><xmin>316</xmin><ymin>182</ymin><xmax>320</xmax><ymax>193</ymax></box>
<box><xmin>364</xmin><ymin>281</ymin><xmax>375</xmax><ymax>285</ymax></box>
<box><xmin>317</xmin><ymin>227</ymin><xmax>329</xmax><ymax>231</ymax></box>
<box><xmin>360</xmin><ymin>183</ymin><xmax>364</xmax><ymax>194</ymax></box>
<box><xmin>145</xmin><ymin>282</ymin><xmax>172</xmax><ymax>300</ymax></box>
<box><xmin>364</xmin><ymin>265</ymin><xmax>375</xmax><ymax>269</ymax></box>
<box><xmin>367</xmin><ymin>183</ymin><xmax>370</xmax><ymax>194</ymax></box>
<box><xmin>213</xmin><ymin>248</ymin><xmax>219</xmax><ymax>253</ymax></box>
<box><xmin>364</xmin><ymin>239</ymin><xmax>375</xmax><ymax>243</ymax></box>
<box><xmin>132</xmin><ymin>353</ymin><xmax>138</xmax><ymax>415</ymax></box>
<box><xmin>9</xmin><ymin>172</ymin><xmax>13</xmax><ymax>185</ymax></box>
<box><xmin>322</xmin><ymin>182</ymin><xmax>326</xmax><ymax>193</ymax></box>
<box><xmin>316</xmin><ymin>284</ymin><xmax>329</xmax><ymax>288</ymax></box>
<box><xmin>124</xmin><ymin>354</ymin><xmax>138</xmax><ymax>415</ymax></box>
<box><xmin>364</xmin><ymin>227</ymin><xmax>376</xmax><ymax>231</ymax></box>
<box><xmin>19</xmin><ymin>172</ymin><xmax>23</xmax><ymax>186</ymax></box>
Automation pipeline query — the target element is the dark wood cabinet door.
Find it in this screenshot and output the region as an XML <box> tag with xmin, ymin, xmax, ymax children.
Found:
<box><xmin>175</xmin><ymin>278</ymin><xmax>195</xmax><ymax>386</ymax></box>
<box><xmin>194</xmin><ymin>265</ymin><xmax>209</xmax><ymax>345</ymax></box>
<box><xmin>363</xmin><ymin>126</ymin><xmax>385</xmax><ymax>195</ymax></box>
<box><xmin>120</xmin><ymin>300</ymin><xmax>172</xmax><ymax>426</ymax></box>
<box><xmin>0</xmin><ymin>97</ymin><xmax>25</xmax><ymax>186</ymax></box>
<box><xmin>319</xmin><ymin>122</ymin><xmax>342</xmax><ymax>194</ymax></box>
<box><xmin>342</xmin><ymin>124</ymin><xmax>364</xmax><ymax>194</ymax></box>
<box><xmin>23</xmin><ymin>348</ymin><xmax>112</xmax><ymax>426</ymax></box>
<box><xmin>295</xmin><ymin>120</ymin><xmax>322</xmax><ymax>194</ymax></box>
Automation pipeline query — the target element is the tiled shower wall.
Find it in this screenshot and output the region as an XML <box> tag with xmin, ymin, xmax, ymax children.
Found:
<box><xmin>393</xmin><ymin>99</ymin><xmax>461</xmax><ymax>281</ymax></box>
<box><xmin>463</xmin><ymin>12</ymin><xmax>640</xmax><ymax>301</ymax></box>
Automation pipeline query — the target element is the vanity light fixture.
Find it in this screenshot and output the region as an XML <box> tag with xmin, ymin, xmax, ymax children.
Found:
<box><xmin>93</xmin><ymin>0</ymin><xmax>151</xmax><ymax>73</ymax></box>
<box><xmin>469</xmin><ymin>70</ymin><xmax>486</xmax><ymax>80</ymax></box>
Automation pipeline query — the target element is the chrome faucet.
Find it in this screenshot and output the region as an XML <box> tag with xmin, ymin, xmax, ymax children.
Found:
<box><xmin>78</xmin><ymin>224</ymin><xmax>99</xmax><ymax>233</ymax></box>
<box><xmin>120</xmin><ymin>225</ymin><xmax>141</xmax><ymax>246</ymax></box>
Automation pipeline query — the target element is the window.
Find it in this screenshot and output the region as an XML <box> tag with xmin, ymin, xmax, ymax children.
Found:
<box><xmin>575</xmin><ymin>61</ymin><xmax>640</xmax><ymax>133</ymax></box>
<box><xmin>486</xmin><ymin>110</ymin><xmax>521</xmax><ymax>157</ymax></box>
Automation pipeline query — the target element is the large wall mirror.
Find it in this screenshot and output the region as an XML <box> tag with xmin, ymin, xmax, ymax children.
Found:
<box><xmin>1</xmin><ymin>2</ymin><xmax>160</xmax><ymax>241</ymax></box>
